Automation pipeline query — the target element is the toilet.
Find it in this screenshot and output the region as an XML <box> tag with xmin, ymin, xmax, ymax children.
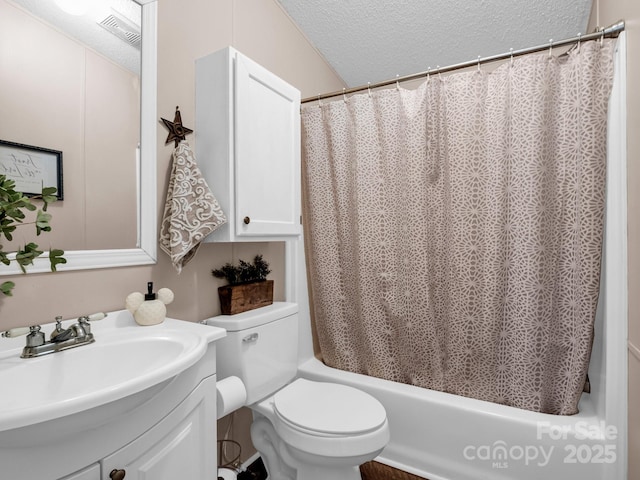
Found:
<box><xmin>206</xmin><ymin>302</ymin><xmax>389</xmax><ymax>480</ymax></box>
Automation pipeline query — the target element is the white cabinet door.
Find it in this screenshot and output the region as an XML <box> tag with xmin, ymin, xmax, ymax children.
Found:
<box><xmin>102</xmin><ymin>377</ymin><xmax>216</xmax><ymax>480</ymax></box>
<box><xmin>234</xmin><ymin>52</ymin><xmax>301</xmax><ymax>238</ymax></box>
<box><xmin>196</xmin><ymin>47</ymin><xmax>301</xmax><ymax>242</ymax></box>
<box><xmin>59</xmin><ymin>464</ymin><xmax>100</xmax><ymax>480</ymax></box>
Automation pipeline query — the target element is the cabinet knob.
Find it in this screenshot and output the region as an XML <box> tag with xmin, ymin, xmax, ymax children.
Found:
<box><xmin>243</xmin><ymin>216</ymin><xmax>251</xmax><ymax>225</ymax></box>
<box><xmin>110</xmin><ymin>469</ymin><xmax>126</xmax><ymax>480</ymax></box>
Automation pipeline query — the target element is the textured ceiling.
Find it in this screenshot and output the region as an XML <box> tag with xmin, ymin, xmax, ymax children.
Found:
<box><xmin>276</xmin><ymin>0</ymin><xmax>594</xmax><ymax>88</ymax></box>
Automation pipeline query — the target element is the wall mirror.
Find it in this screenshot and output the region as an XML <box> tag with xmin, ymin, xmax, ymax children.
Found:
<box><xmin>0</xmin><ymin>0</ymin><xmax>157</xmax><ymax>274</ymax></box>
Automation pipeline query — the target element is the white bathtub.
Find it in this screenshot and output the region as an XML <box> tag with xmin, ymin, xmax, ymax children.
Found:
<box><xmin>290</xmin><ymin>34</ymin><xmax>627</xmax><ymax>480</ymax></box>
<box><xmin>298</xmin><ymin>356</ymin><xmax>618</xmax><ymax>480</ymax></box>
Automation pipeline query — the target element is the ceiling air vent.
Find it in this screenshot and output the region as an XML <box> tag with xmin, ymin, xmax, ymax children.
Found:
<box><xmin>98</xmin><ymin>10</ymin><xmax>141</xmax><ymax>49</ymax></box>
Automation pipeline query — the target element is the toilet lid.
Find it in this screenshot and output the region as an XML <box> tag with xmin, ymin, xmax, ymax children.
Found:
<box><xmin>273</xmin><ymin>379</ymin><xmax>387</xmax><ymax>435</ymax></box>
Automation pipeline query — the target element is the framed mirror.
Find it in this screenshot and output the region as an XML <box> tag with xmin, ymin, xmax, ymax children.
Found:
<box><xmin>0</xmin><ymin>0</ymin><xmax>157</xmax><ymax>274</ymax></box>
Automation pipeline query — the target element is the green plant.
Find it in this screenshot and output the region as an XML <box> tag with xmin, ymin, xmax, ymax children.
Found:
<box><xmin>212</xmin><ymin>254</ymin><xmax>271</xmax><ymax>285</ymax></box>
<box><xmin>0</xmin><ymin>175</ymin><xmax>66</xmax><ymax>296</ymax></box>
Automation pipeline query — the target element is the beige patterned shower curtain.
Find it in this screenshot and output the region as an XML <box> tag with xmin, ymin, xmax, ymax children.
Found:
<box><xmin>301</xmin><ymin>39</ymin><xmax>615</xmax><ymax>415</ymax></box>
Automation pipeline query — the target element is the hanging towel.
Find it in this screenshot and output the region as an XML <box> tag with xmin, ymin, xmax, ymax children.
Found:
<box><xmin>160</xmin><ymin>140</ymin><xmax>226</xmax><ymax>273</ymax></box>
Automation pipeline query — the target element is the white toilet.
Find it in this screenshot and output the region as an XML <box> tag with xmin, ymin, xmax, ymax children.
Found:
<box><xmin>206</xmin><ymin>302</ymin><xmax>389</xmax><ymax>480</ymax></box>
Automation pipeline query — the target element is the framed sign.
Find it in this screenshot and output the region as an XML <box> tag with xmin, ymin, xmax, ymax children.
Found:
<box><xmin>0</xmin><ymin>140</ymin><xmax>63</xmax><ymax>200</ymax></box>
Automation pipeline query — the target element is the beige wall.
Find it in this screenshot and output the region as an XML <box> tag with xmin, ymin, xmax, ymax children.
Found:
<box><xmin>0</xmin><ymin>0</ymin><xmax>343</xmax><ymax>326</ymax></box>
<box><xmin>590</xmin><ymin>1</ymin><xmax>640</xmax><ymax>478</ymax></box>
<box><xmin>0</xmin><ymin>0</ymin><xmax>343</xmax><ymax>465</ymax></box>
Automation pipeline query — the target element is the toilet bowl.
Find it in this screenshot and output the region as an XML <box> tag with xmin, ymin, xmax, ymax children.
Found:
<box><xmin>254</xmin><ymin>378</ymin><xmax>389</xmax><ymax>479</ymax></box>
<box><xmin>206</xmin><ymin>303</ymin><xmax>390</xmax><ymax>480</ymax></box>
<box><xmin>248</xmin><ymin>378</ymin><xmax>389</xmax><ymax>480</ymax></box>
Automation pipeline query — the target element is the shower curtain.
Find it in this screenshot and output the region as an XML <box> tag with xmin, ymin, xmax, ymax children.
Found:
<box><xmin>301</xmin><ymin>39</ymin><xmax>615</xmax><ymax>415</ymax></box>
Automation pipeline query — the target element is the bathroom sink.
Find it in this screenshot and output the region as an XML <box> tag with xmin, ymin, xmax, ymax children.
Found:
<box><xmin>0</xmin><ymin>310</ymin><xmax>225</xmax><ymax>433</ymax></box>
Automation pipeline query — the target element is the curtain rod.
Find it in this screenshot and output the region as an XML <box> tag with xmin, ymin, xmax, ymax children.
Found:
<box><xmin>302</xmin><ymin>20</ymin><xmax>625</xmax><ymax>104</ymax></box>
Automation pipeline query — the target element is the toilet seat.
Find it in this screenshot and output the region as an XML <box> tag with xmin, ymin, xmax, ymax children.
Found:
<box><xmin>273</xmin><ymin>378</ymin><xmax>387</xmax><ymax>436</ymax></box>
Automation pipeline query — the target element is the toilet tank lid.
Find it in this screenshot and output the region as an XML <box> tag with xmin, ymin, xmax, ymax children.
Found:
<box><xmin>205</xmin><ymin>302</ymin><xmax>298</xmax><ymax>331</ymax></box>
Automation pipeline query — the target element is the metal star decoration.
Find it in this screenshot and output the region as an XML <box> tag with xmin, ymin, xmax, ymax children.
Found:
<box><xmin>161</xmin><ymin>106</ymin><xmax>193</xmax><ymax>147</ymax></box>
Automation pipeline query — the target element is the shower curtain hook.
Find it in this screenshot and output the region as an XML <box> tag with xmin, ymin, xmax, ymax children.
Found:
<box><xmin>436</xmin><ymin>65</ymin><xmax>442</xmax><ymax>81</ymax></box>
<box><xmin>577</xmin><ymin>33</ymin><xmax>582</xmax><ymax>52</ymax></box>
<box><xmin>396</xmin><ymin>74</ymin><xmax>400</xmax><ymax>91</ymax></box>
<box><xmin>426</xmin><ymin>66</ymin><xmax>431</xmax><ymax>81</ymax></box>
<box><xmin>600</xmin><ymin>29</ymin><xmax>605</xmax><ymax>47</ymax></box>
<box><xmin>342</xmin><ymin>88</ymin><xmax>347</xmax><ymax>103</ymax></box>
<box><xmin>368</xmin><ymin>82</ymin><xmax>372</xmax><ymax>97</ymax></box>
<box><xmin>477</xmin><ymin>56</ymin><xmax>481</xmax><ymax>73</ymax></box>
<box><xmin>510</xmin><ymin>48</ymin><xmax>514</xmax><ymax>67</ymax></box>
<box><xmin>548</xmin><ymin>39</ymin><xmax>553</xmax><ymax>59</ymax></box>
<box><xmin>317</xmin><ymin>94</ymin><xmax>322</xmax><ymax>108</ymax></box>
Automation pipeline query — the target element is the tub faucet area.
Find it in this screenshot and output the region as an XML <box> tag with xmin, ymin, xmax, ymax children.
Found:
<box><xmin>1</xmin><ymin>312</ymin><xmax>106</xmax><ymax>358</ymax></box>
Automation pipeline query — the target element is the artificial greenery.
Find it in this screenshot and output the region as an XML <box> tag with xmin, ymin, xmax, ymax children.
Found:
<box><xmin>0</xmin><ymin>175</ymin><xmax>66</xmax><ymax>296</ymax></box>
<box><xmin>212</xmin><ymin>254</ymin><xmax>271</xmax><ymax>285</ymax></box>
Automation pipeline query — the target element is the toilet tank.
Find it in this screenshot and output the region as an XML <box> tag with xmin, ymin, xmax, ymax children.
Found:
<box><xmin>205</xmin><ymin>302</ymin><xmax>299</xmax><ymax>404</ymax></box>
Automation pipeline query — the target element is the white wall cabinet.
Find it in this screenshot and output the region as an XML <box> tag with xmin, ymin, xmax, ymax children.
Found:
<box><xmin>196</xmin><ymin>47</ymin><xmax>301</xmax><ymax>242</ymax></box>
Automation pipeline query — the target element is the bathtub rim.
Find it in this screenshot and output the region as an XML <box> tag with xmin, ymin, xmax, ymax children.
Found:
<box><xmin>298</xmin><ymin>356</ymin><xmax>618</xmax><ymax>480</ymax></box>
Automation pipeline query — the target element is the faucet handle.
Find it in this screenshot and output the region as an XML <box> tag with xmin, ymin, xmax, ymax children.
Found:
<box><xmin>1</xmin><ymin>326</ymin><xmax>30</xmax><ymax>338</ymax></box>
<box><xmin>79</xmin><ymin>312</ymin><xmax>107</xmax><ymax>323</ymax></box>
<box><xmin>75</xmin><ymin>312</ymin><xmax>106</xmax><ymax>338</ymax></box>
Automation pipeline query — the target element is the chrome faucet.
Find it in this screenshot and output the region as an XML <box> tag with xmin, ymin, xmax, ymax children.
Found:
<box><xmin>50</xmin><ymin>316</ymin><xmax>90</xmax><ymax>343</ymax></box>
<box><xmin>1</xmin><ymin>313</ymin><xmax>107</xmax><ymax>358</ymax></box>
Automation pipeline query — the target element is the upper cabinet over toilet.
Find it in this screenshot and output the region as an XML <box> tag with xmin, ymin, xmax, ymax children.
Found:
<box><xmin>196</xmin><ymin>47</ymin><xmax>301</xmax><ymax>242</ymax></box>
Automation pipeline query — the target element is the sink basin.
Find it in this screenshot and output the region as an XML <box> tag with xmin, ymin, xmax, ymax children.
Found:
<box><xmin>0</xmin><ymin>310</ymin><xmax>225</xmax><ymax>433</ymax></box>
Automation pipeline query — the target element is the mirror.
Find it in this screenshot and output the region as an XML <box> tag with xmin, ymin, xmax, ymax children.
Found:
<box><xmin>0</xmin><ymin>0</ymin><xmax>156</xmax><ymax>274</ymax></box>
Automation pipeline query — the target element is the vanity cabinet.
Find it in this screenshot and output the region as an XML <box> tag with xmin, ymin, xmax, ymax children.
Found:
<box><xmin>102</xmin><ymin>377</ymin><xmax>216</xmax><ymax>480</ymax></box>
<box><xmin>196</xmin><ymin>47</ymin><xmax>301</xmax><ymax>242</ymax></box>
<box><xmin>0</xmin><ymin>312</ymin><xmax>224</xmax><ymax>480</ymax></box>
<box><xmin>60</xmin><ymin>464</ymin><xmax>100</xmax><ymax>480</ymax></box>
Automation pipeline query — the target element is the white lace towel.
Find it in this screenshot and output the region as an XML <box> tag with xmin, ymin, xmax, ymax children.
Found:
<box><xmin>160</xmin><ymin>141</ymin><xmax>226</xmax><ymax>272</ymax></box>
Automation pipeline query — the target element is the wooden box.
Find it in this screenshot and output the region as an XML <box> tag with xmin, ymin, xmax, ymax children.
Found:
<box><xmin>218</xmin><ymin>280</ymin><xmax>274</xmax><ymax>315</ymax></box>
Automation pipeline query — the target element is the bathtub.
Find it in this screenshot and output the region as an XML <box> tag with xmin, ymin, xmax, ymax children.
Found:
<box><xmin>290</xmin><ymin>34</ymin><xmax>627</xmax><ymax>480</ymax></box>
<box><xmin>298</xmin><ymin>356</ymin><xmax>619</xmax><ymax>480</ymax></box>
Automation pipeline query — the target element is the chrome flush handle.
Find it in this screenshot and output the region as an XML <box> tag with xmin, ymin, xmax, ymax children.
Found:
<box><xmin>242</xmin><ymin>333</ymin><xmax>259</xmax><ymax>343</ymax></box>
